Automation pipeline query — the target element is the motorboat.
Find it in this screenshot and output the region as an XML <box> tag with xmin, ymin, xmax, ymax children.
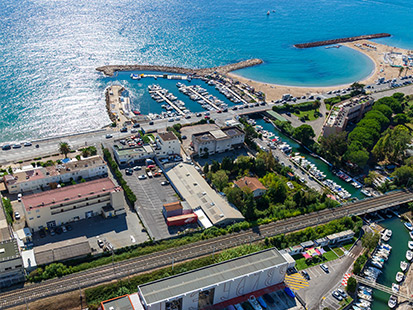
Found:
<box><xmin>130</xmin><ymin>73</ymin><xmax>141</xmax><ymax>80</ymax></box>
<box><xmin>256</xmin><ymin>296</ymin><xmax>267</xmax><ymax>309</ymax></box>
<box><xmin>359</xmin><ymin>286</ymin><xmax>373</xmax><ymax>294</ymax></box>
<box><xmin>358</xmin><ymin>292</ymin><xmax>372</xmax><ymax>301</ymax></box>
<box><xmin>400</xmin><ymin>261</ymin><xmax>409</xmax><ymax>272</ymax></box>
<box><xmin>392</xmin><ymin>283</ymin><xmax>400</xmax><ymax>293</ymax></box>
<box><xmin>361</xmin><ymin>189</ymin><xmax>372</xmax><ymax>197</ymax></box>
<box><xmin>371</xmin><ymin>260</ymin><xmax>383</xmax><ymax>269</ymax></box>
<box><xmin>404</xmin><ymin>222</ymin><xmax>413</xmax><ymax>231</ymax></box>
<box><xmin>234</xmin><ymin>304</ymin><xmax>243</xmax><ymax>310</ymax></box>
<box><xmin>248</xmin><ymin>295</ymin><xmax>262</xmax><ymax>310</ymax></box>
<box><xmin>406</xmin><ymin>250</ymin><xmax>413</xmax><ymax>261</ymax></box>
<box><xmin>388</xmin><ymin>295</ymin><xmax>397</xmax><ymax>309</ymax></box>
<box><xmin>409</xmin><ymin>241</ymin><xmax>413</xmax><ymax>250</ymax></box>
<box><xmin>410</xmin><ymin>231</ymin><xmax>413</xmax><ymax>240</ymax></box>
<box><xmin>396</xmin><ymin>272</ymin><xmax>404</xmax><ymax>282</ymax></box>
<box><xmin>380</xmin><ymin>243</ymin><xmax>392</xmax><ymax>251</ymax></box>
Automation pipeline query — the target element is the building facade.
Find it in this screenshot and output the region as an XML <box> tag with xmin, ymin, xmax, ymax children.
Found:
<box><xmin>192</xmin><ymin>127</ymin><xmax>245</xmax><ymax>155</ymax></box>
<box><xmin>0</xmin><ymin>239</ymin><xmax>25</xmax><ymax>288</ymax></box>
<box><xmin>21</xmin><ymin>178</ymin><xmax>125</xmax><ymax>232</ymax></box>
<box><xmin>322</xmin><ymin>96</ymin><xmax>374</xmax><ymax>138</ymax></box>
<box><xmin>3</xmin><ymin>156</ymin><xmax>108</xmax><ymax>194</ymax></box>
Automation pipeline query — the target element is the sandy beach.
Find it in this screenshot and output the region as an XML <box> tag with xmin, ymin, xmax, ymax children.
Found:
<box><xmin>228</xmin><ymin>40</ymin><xmax>412</xmax><ymax>101</ymax></box>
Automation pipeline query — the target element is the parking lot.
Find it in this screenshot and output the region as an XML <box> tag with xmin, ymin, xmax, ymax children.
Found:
<box><xmin>293</xmin><ymin>243</ymin><xmax>362</xmax><ymax>310</ymax></box>
<box><xmin>32</xmin><ymin>207</ymin><xmax>149</xmax><ymax>253</ymax></box>
<box><xmin>123</xmin><ymin>165</ymin><xmax>181</xmax><ymax>240</ymax></box>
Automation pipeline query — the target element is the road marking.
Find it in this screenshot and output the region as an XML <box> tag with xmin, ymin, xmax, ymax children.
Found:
<box><xmin>284</xmin><ymin>274</ymin><xmax>309</xmax><ymax>290</ymax></box>
<box><xmin>341</xmin><ymin>272</ymin><xmax>353</xmax><ymax>286</ymax></box>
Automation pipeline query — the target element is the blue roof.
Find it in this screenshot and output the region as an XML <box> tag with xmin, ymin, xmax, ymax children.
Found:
<box><xmin>61</xmin><ymin>158</ymin><xmax>71</xmax><ymax>164</ymax></box>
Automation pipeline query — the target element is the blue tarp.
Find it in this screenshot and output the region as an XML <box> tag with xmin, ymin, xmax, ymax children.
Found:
<box><xmin>61</xmin><ymin>158</ymin><xmax>70</xmax><ymax>164</ymax></box>
<box><xmin>284</xmin><ymin>287</ymin><xmax>295</xmax><ymax>298</ymax></box>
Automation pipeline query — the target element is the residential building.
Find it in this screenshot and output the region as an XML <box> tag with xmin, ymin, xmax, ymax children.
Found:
<box><xmin>101</xmin><ymin>293</ymin><xmax>144</xmax><ymax>310</ymax></box>
<box><xmin>21</xmin><ymin>178</ymin><xmax>125</xmax><ymax>232</ymax></box>
<box><xmin>326</xmin><ymin>230</ymin><xmax>355</xmax><ymax>245</ymax></box>
<box><xmin>322</xmin><ymin>96</ymin><xmax>374</xmax><ymax>138</ymax></box>
<box><xmin>233</xmin><ymin>176</ymin><xmax>267</xmax><ymax>198</ymax></box>
<box><xmin>192</xmin><ymin>126</ymin><xmax>245</xmax><ymax>155</ymax></box>
<box><xmin>0</xmin><ymin>239</ymin><xmax>25</xmax><ymax>288</ymax></box>
<box><xmin>136</xmin><ymin>248</ymin><xmax>294</xmax><ymax>310</ymax></box>
<box><xmin>167</xmin><ymin>163</ymin><xmax>244</xmax><ymax>226</ymax></box>
<box><xmin>155</xmin><ymin>131</ymin><xmax>180</xmax><ymax>156</ymax></box>
<box><xmin>3</xmin><ymin>156</ymin><xmax>108</xmax><ymax>194</ymax></box>
<box><xmin>112</xmin><ymin>131</ymin><xmax>180</xmax><ymax>165</ymax></box>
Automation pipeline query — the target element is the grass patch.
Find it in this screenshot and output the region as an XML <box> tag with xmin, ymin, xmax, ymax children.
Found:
<box><xmin>339</xmin><ymin>296</ymin><xmax>353</xmax><ymax>309</ymax></box>
<box><xmin>292</xmin><ymin>109</ymin><xmax>320</xmax><ymax>121</ymax></box>
<box><xmin>342</xmin><ymin>237</ymin><xmax>357</xmax><ymax>251</ymax></box>
<box><xmin>293</xmin><ymin>247</ymin><xmax>339</xmax><ymax>270</ymax></box>
<box><xmin>326</xmin><ymin>103</ymin><xmax>333</xmax><ymax>111</ymax></box>
<box><xmin>332</xmin><ymin>246</ymin><xmax>344</xmax><ymax>256</ymax></box>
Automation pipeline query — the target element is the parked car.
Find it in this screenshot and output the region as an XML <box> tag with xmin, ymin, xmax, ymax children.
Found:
<box><xmin>50</xmin><ymin>228</ymin><xmax>56</xmax><ymax>236</ymax></box>
<box><xmin>125</xmin><ymin>168</ymin><xmax>133</xmax><ymax>175</ymax></box>
<box><xmin>161</xmin><ymin>181</ymin><xmax>170</xmax><ymax>186</ymax></box>
<box><xmin>332</xmin><ymin>291</ymin><xmax>343</xmax><ymax>301</ymax></box>
<box><xmin>120</xmin><ymin>127</ymin><xmax>128</xmax><ymax>132</ymax></box>
<box><xmin>97</xmin><ymin>239</ymin><xmax>104</xmax><ymax>248</ymax></box>
<box><xmin>133</xmin><ymin>123</ymin><xmax>140</xmax><ymax>128</ymax></box>
<box><xmin>105</xmin><ymin>134</ymin><xmax>113</xmax><ymax>139</ymax></box>
<box><xmin>17</xmin><ymin>193</ymin><xmax>22</xmax><ymax>202</ymax></box>
<box><xmin>55</xmin><ymin>227</ymin><xmax>63</xmax><ymax>234</ymax></box>
<box><xmin>66</xmin><ymin>224</ymin><xmax>73</xmax><ymax>231</ymax></box>
<box><xmin>62</xmin><ymin>226</ymin><xmax>67</xmax><ymax>233</ymax></box>
<box><xmin>39</xmin><ymin>229</ymin><xmax>46</xmax><ymax>238</ymax></box>
<box><xmin>1</xmin><ymin>144</ymin><xmax>11</xmax><ymax>150</ymax></box>
<box><xmin>133</xmin><ymin>166</ymin><xmax>142</xmax><ymax>171</ymax></box>
<box><xmin>23</xmin><ymin>142</ymin><xmax>32</xmax><ymax>147</ymax></box>
<box><xmin>13</xmin><ymin>144</ymin><xmax>22</xmax><ymax>149</ymax></box>
<box><xmin>14</xmin><ymin>211</ymin><xmax>20</xmax><ymax>220</ymax></box>
<box><xmin>301</xmin><ymin>270</ymin><xmax>310</xmax><ymax>280</ymax></box>
<box><xmin>320</xmin><ymin>264</ymin><xmax>329</xmax><ymax>273</ymax></box>
<box><xmin>337</xmin><ymin>288</ymin><xmax>347</xmax><ymax>298</ymax></box>
<box><xmin>149</xmin><ymin>121</ymin><xmax>154</xmax><ymax>125</ymax></box>
<box><xmin>138</xmin><ymin>175</ymin><xmax>147</xmax><ymax>180</ymax></box>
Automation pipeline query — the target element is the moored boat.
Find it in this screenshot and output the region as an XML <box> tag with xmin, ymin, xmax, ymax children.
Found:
<box><xmin>392</xmin><ymin>283</ymin><xmax>400</xmax><ymax>293</ymax></box>
<box><xmin>409</xmin><ymin>241</ymin><xmax>413</xmax><ymax>250</ymax></box>
<box><xmin>388</xmin><ymin>295</ymin><xmax>397</xmax><ymax>309</ymax></box>
<box><xmin>400</xmin><ymin>261</ymin><xmax>408</xmax><ymax>272</ymax></box>
<box><xmin>396</xmin><ymin>271</ymin><xmax>404</xmax><ymax>282</ymax></box>
<box><xmin>248</xmin><ymin>295</ymin><xmax>262</xmax><ymax>310</ymax></box>
<box><xmin>406</xmin><ymin>250</ymin><xmax>413</xmax><ymax>261</ymax></box>
<box><xmin>404</xmin><ymin>222</ymin><xmax>413</xmax><ymax>231</ymax></box>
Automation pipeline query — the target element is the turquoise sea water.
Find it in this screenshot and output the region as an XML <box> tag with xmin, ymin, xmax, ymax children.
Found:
<box><xmin>1</xmin><ymin>0</ymin><xmax>413</xmax><ymax>142</ymax></box>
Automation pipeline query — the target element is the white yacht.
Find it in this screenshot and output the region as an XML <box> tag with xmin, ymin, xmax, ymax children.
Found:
<box><xmin>396</xmin><ymin>272</ymin><xmax>404</xmax><ymax>283</ymax></box>
<box><xmin>406</xmin><ymin>250</ymin><xmax>412</xmax><ymax>261</ymax></box>
<box><xmin>408</xmin><ymin>241</ymin><xmax>413</xmax><ymax>250</ymax></box>
<box><xmin>400</xmin><ymin>261</ymin><xmax>408</xmax><ymax>272</ymax></box>
<box><xmin>388</xmin><ymin>295</ymin><xmax>397</xmax><ymax>309</ymax></box>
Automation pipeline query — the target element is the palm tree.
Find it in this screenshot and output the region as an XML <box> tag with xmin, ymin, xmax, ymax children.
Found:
<box><xmin>59</xmin><ymin>142</ymin><xmax>71</xmax><ymax>158</ymax></box>
<box><xmin>398</xmin><ymin>67</ymin><xmax>404</xmax><ymax>77</ymax></box>
<box><xmin>81</xmin><ymin>148</ymin><xmax>90</xmax><ymax>158</ymax></box>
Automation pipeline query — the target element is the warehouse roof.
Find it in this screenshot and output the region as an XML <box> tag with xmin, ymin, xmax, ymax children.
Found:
<box><xmin>138</xmin><ymin>248</ymin><xmax>287</xmax><ymax>306</ymax></box>
<box><xmin>166</xmin><ymin>163</ymin><xmax>244</xmax><ymax>225</ymax></box>
<box><xmin>34</xmin><ymin>236</ymin><xmax>91</xmax><ymax>265</ymax></box>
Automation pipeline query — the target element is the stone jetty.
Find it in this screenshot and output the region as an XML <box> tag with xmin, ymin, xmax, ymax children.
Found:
<box><xmin>294</xmin><ymin>33</ymin><xmax>391</xmax><ymax>48</ymax></box>
<box><xmin>96</xmin><ymin>58</ymin><xmax>263</xmax><ymax>77</ymax></box>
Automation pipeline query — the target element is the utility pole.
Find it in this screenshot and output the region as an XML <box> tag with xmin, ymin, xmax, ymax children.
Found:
<box><xmin>112</xmin><ymin>249</ymin><xmax>116</xmax><ymax>278</ymax></box>
<box><xmin>24</xmin><ymin>297</ymin><xmax>29</xmax><ymax>310</ymax></box>
<box><xmin>172</xmin><ymin>256</ymin><xmax>174</xmax><ymax>272</ymax></box>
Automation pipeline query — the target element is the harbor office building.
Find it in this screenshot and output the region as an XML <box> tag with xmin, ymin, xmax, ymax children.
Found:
<box><xmin>322</xmin><ymin>96</ymin><xmax>374</xmax><ymax>138</ymax></box>
<box><xmin>21</xmin><ymin>178</ymin><xmax>125</xmax><ymax>232</ymax></box>
<box><xmin>101</xmin><ymin>248</ymin><xmax>295</xmax><ymax>310</ymax></box>
<box><xmin>3</xmin><ymin>156</ymin><xmax>108</xmax><ymax>195</ymax></box>
<box><xmin>192</xmin><ymin>127</ymin><xmax>245</xmax><ymax>156</ymax></box>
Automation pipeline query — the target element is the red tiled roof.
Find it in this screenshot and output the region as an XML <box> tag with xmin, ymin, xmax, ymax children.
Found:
<box><xmin>234</xmin><ymin>176</ymin><xmax>266</xmax><ymax>192</ymax></box>
<box><xmin>21</xmin><ymin>178</ymin><xmax>120</xmax><ymax>211</ymax></box>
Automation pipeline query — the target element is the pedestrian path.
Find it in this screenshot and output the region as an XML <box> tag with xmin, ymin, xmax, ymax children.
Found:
<box><xmin>284</xmin><ymin>273</ymin><xmax>309</xmax><ymax>291</ymax></box>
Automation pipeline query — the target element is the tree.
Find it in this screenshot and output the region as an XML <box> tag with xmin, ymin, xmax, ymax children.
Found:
<box><xmin>344</xmin><ymin>142</ymin><xmax>369</xmax><ymax>168</ymax></box>
<box><xmin>319</xmin><ymin>132</ymin><xmax>348</xmax><ymax>165</ymax></box>
<box><xmin>361</xmin><ymin>232</ymin><xmax>380</xmax><ymax>251</ymax></box>
<box><xmin>348</xmin><ymin>127</ymin><xmax>375</xmax><ymax>149</ymax></box>
<box><xmin>221</xmin><ymin>157</ymin><xmax>234</xmax><ymax>172</ymax></box>
<box><xmin>212</xmin><ymin>170</ymin><xmax>229</xmax><ymax>191</ymax></box>
<box><xmin>210</xmin><ymin>160</ymin><xmax>220</xmax><ymax>173</ymax></box>
<box><xmin>224</xmin><ymin>186</ymin><xmax>243</xmax><ymax>207</ymax></box>
<box><xmin>59</xmin><ymin>142</ymin><xmax>71</xmax><ymax>158</ymax></box>
<box><xmin>372</xmin><ymin>104</ymin><xmax>393</xmax><ymax>119</ymax></box>
<box><xmin>350</xmin><ymin>82</ymin><xmax>365</xmax><ymax>91</ymax></box>
<box><xmin>364</xmin><ymin>110</ymin><xmax>390</xmax><ymax>130</ymax></box>
<box><xmin>376</xmin><ymin>96</ymin><xmax>402</xmax><ymax>114</ymax></box>
<box><xmin>242</xmin><ymin>191</ymin><xmax>256</xmax><ymax>220</ymax></box>
<box><xmin>203</xmin><ymin>164</ymin><xmax>209</xmax><ymax>174</ymax></box>
<box><xmin>293</xmin><ymin>124</ymin><xmax>315</xmax><ymax>144</ymax></box>
<box><xmin>81</xmin><ymin>148</ymin><xmax>90</xmax><ymax>158</ymax></box>
<box><xmin>392</xmin><ymin>165</ymin><xmax>413</xmax><ymax>186</ymax></box>
<box><xmin>393</xmin><ymin>113</ymin><xmax>409</xmax><ymax>125</ymax></box>
<box><xmin>346</xmin><ymin>277</ymin><xmax>357</xmax><ymax>294</ymax></box>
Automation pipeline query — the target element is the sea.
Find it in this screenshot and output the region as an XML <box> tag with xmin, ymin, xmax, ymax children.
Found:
<box><xmin>1</xmin><ymin>0</ymin><xmax>413</xmax><ymax>143</ymax></box>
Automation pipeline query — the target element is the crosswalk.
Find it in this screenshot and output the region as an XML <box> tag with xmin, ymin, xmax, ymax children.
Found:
<box><xmin>284</xmin><ymin>273</ymin><xmax>309</xmax><ymax>291</ymax></box>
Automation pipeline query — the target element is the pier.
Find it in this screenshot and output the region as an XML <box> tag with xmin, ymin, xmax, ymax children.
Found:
<box><xmin>149</xmin><ymin>90</ymin><xmax>185</xmax><ymax>116</ymax></box>
<box><xmin>215</xmin><ymin>81</ymin><xmax>249</xmax><ymax>105</ymax></box>
<box><xmin>182</xmin><ymin>86</ymin><xmax>221</xmax><ymax>110</ymax></box>
<box><xmin>96</xmin><ymin>59</ymin><xmax>263</xmax><ymax>77</ymax></box>
<box><xmin>294</xmin><ymin>33</ymin><xmax>391</xmax><ymax>48</ymax></box>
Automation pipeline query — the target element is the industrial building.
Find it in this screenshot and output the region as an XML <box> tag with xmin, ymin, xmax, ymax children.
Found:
<box><xmin>101</xmin><ymin>248</ymin><xmax>295</xmax><ymax>310</ymax></box>
<box><xmin>137</xmin><ymin>248</ymin><xmax>294</xmax><ymax>310</ymax></box>
<box><xmin>3</xmin><ymin>155</ymin><xmax>108</xmax><ymax>194</ymax></box>
<box><xmin>322</xmin><ymin>96</ymin><xmax>374</xmax><ymax>138</ymax></box>
<box><xmin>166</xmin><ymin>163</ymin><xmax>244</xmax><ymax>226</ymax></box>
<box><xmin>21</xmin><ymin>178</ymin><xmax>125</xmax><ymax>232</ymax></box>
<box><xmin>191</xmin><ymin>126</ymin><xmax>245</xmax><ymax>156</ymax></box>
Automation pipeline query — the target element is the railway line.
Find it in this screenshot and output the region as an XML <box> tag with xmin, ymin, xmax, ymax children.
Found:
<box><xmin>0</xmin><ymin>190</ymin><xmax>411</xmax><ymax>309</ymax></box>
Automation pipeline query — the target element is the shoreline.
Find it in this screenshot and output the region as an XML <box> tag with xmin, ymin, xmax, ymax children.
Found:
<box><xmin>228</xmin><ymin>39</ymin><xmax>411</xmax><ymax>101</ymax></box>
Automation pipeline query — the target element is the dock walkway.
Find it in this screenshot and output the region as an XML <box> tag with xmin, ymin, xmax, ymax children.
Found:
<box><xmin>215</xmin><ymin>81</ymin><xmax>249</xmax><ymax>105</ymax></box>
<box><xmin>183</xmin><ymin>86</ymin><xmax>220</xmax><ymax>110</ymax></box>
<box><xmin>150</xmin><ymin>90</ymin><xmax>185</xmax><ymax>116</ymax></box>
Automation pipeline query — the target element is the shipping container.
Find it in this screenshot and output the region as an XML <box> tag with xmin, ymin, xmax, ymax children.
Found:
<box><xmin>167</xmin><ymin>213</ymin><xmax>198</xmax><ymax>226</ymax></box>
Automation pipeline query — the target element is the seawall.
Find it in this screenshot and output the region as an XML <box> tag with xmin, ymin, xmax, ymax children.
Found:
<box><xmin>294</xmin><ymin>33</ymin><xmax>391</xmax><ymax>48</ymax></box>
<box><xmin>96</xmin><ymin>59</ymin><xmax>263</xmax><ymax>77</ymax></box>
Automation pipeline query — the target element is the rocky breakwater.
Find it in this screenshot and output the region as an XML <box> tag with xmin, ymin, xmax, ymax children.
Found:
<box><xmin>294</xmin><ymin>33</ymin><xmax>391</xmax><ymax>48</ymax></box>
<box><xmin>96</xmin><ymin>59</ymin><xmax>263</xmax><ymax>77</ymax></box>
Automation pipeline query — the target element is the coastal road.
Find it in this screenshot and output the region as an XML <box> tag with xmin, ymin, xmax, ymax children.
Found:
<box><xmin>0</xmin><ymin>190</ymin><xmax>411</xmax><ymax>309</ymax></box>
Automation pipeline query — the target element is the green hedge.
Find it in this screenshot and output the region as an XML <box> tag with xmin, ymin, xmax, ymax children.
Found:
<box><xmin>1</xmin><ymin>197</ymin><xmax>13</xmax><ymax>224</ymax></box>
<box><xmin>103</xmin><ymin>148</ymin><xmax>136</xmax><ymax>204</ymax></box>
<box><xmin>272</xmin><ymin>100</ymin><xmax>320</xmax><ymax>113</ymax></box>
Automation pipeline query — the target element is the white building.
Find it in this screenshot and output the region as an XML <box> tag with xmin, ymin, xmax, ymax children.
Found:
<box><xmin>0</xmin><ymin>239</ymin><xmax>25</xmax><ymax>288</ymax></box>
<box><xmin>155</xmin><ymin>131</ymin><xmax>181</xmax><ymax>157</ymax></box>
<box><xmin>21</xmin><ymin>178</ymin><xmax>125</xmax><ymax>232</ymax></box>
<box><xmin>136</xmin><ymin>248</ymin><xmax>294</xmax><ymax>310</ymax></box>
<box><xmin>3</xmin><ymin>156</ymin><xmax>108</xmax><ymax>194</ymax></box>
<box><xmin>192</xmin><ymin>127</ymin><xmax>245</xmax><ymax>156</ymax></box>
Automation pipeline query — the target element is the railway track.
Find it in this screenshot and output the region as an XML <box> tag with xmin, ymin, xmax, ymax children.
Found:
<box><xmin>0</xmin><ymin>190</ymin><xmax>411</xmax><ymax>309</ymax></box>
